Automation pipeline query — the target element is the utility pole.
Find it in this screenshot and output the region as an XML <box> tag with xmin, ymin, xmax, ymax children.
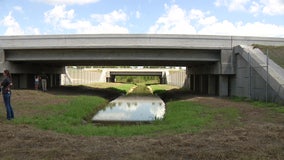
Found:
<box><xmin>266</xmin><ymin>49</ymin><xmax>269</xmax><ymax>103</ymax></box>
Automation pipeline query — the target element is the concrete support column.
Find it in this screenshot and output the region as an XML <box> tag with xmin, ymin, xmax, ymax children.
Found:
<box><xmin>106</xmin><ymin>71</ymin><xmax>111</xmax><ymax>82</ymax></box>
<box><xmin>199</xmin><ymin>75</ymin><xmax>203</xmax><ymax>94</ymax></box>
<box><xmin>0</xmin><ymin>49</ymin><xmax>5</xmax><ymax>72</ymax></box>
<box><xmin>201</xmin><ymin>75</ymin><xmax>209</xmax><ymax>94</ymax></box>
<box><xmin>192</xmin><ymin>75</ymin><xmax>202</xmax><ymax>94</ymax></box>
<box><xmin>193</xmin><ymin>75</ymin><xmax>199</xmax><ymax>93</ymax></box>
<box><xmin>49</xmin><ymin>74</ymin><xmax>53</xmax><ymax>88</ymax></box>
<box><xmin>160</xmin><ymin>72</ymin><xmax>167</xmax><ymax>84</ymax></box>
<box><xmin>220</xmin><ymin>49</ymin><xmax>234</xmax><ymax>74</ymax></box>
<box><xmin>190</xmin><ymin>74</ymin><xmax>194</xmax><ymax>91</ymax></box>
<box><xmin>208</xmin><ymin>75</ymin><xmax>217</xmax><ymax>95</ymax></box>
<box><xmin>17</xmin><ymin>74</ymin><xmax>28</xmax><ymax>89</ymax></box>
<box><xmin>184</xmin><ymin>74</ymin><xmax>190</xmax><ymax>88</ymax></box>
<box><xmin>219</xmin><ymin>75</ymin><xmax>229</xmax><ymax>96</ymax></box>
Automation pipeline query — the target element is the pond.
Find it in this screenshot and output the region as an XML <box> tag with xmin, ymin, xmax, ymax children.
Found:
<box><xmin>92</xmin><ymin>85</ymin><xmax>166</xmax><ymax>124</ymax></box>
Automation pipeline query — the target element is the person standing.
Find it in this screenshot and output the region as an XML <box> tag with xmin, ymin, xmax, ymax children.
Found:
<box><xmin>41</xmin><ymin>73</ymin><xmax>48</xmax><ymax>92</ymax></box>
<box><xmin>1</xmin><ymin>69</ymin><xmax>14</xmax><ymax>120</ymax></box>
<box><xmin>34</xmin><ymin>75</ymin><xmax>40</xmax><ymax>90</ymax></box>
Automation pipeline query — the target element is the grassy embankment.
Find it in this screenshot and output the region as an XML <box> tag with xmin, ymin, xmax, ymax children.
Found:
<box><xmin>12</xmin><ymin>83</ymin><xmax>241</xmax><ymax>137</ymax></box>
<box><xmin>252</xmin><ymin>44</ymin><xmax>284</xmax><ymax>68</ymax></box>
<box><xmin>231</xmin><ymin>96</ymin><xmax>284</xmax><ymax>113</ymax></box>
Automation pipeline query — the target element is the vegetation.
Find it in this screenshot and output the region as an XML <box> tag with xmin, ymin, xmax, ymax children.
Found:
<box><xmin>252</xmin><ymin>44</ymin><xmax>284</xmax><ymax>68</ymax></box>
<box><xmin>231</xmin><ymin>96</ymin><xmax>284</xmax><ymax>113</ymax></box>
<box><xmin>3</xmin><ymin>83</ymin><xmax>284</xmax><ymax>159</ymax></box>
<box><xmin>149</xmin><ymin>84</ymin><xmax>179</xmax><ymax>92</ymax></box>
<box><xmin>115</xmin><ymin>75</ymin><xmax>160</xmax><ymax>84</ymax></box>
<box><xmin>10</xmin><ymin>83</ymin><xmax>283</xmax><ymax>138</ymax></box>
<box><xmin>13</xmin><ymin>95</ymin><xmax>240</xmax><ymax>137</ymax></box>
<box><xmin>86</xmin><ymin>82</ymin><xmax>136</xmax><ymax>94</ymax></box>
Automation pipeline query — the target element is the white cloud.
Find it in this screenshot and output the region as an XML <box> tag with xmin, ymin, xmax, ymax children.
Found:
<box><xmin>44</xmin><ymin>5</ymin><xmax>74</xmax><ymax>26</ymax></box>
<box><xmin>135</xmin><ymin>11</ymin><xmax>141</xmax><ymax>19</ymax></box>
<box><xmin>13</xmin><ymin>6</ymin><xmax>23</xmax><ymax>12</ymax></box>
<box><xmin>33</xmin><ymin>0</ymin><xmax>100</xmax><ymax>5</ymax></box>
<box><xmin>0</xmin><ymin>12</ymin><xmax>41</xmax><ymax>35</ymax></box>
<box><xmin>148</xmin><ymin>4</ymin><xmax>284</xmax><ymax>37</ymax></box>
<box><xmin>189</xmin><ymin>9</ymin><xmax>217</xmax><ymax>26</ymax></box>
<box><xmin>236</xmin><ymin>22</ymin><xmax>284</xmax><ymax>37</ymax></box>
<box><xmin>249</xmin><ymin>1</ymin><xmax>261</xmax><ymax>16</ymax></box>
<box><xmin>148</xmin><ymin>4</ymin><xmax>196</xmax><ymax>34</ymax></box>
<box><xmin>215</xmin><ymin>0</ymin><xmax>284</xmax><ymax>15</ymax></box>
<box><xmin>26</xmin><ymin>27</ymin><xmax>41</xmax><ymax>35</ymax></box>
<box><xmin>91</xmin><ymin>9</ymin><xmax>128</xmax><ymax>24</ymax></box>
<box><xmin>44</xmin><ymin>5</ymin><xmax>129</xmax><ymax>33</ymax></box>
<box><xmin>198</xmin><ymin>20</ymin><xmax>237</xmax><ymax>35</ymax></box>
<box><xmin>197</xmin><ymin>12</ymin><xmax>284</xmax><ymax>37</ymax></box>
<box><xmin>214</xmin><ymin>0</ymin><xmax>250</xmax><ymax>11</ymax></box>
<box><xmin>261</xmin><ymin>0</ymin><xmax>284</xmax><ymax>15</ymax></box>
<box><xmin>1</xmin><ymin>12</ymin><xmax>24</xmax><ymax>35</ymax></box>
<box><xmin>228</xmin><ymin>0</ymin><xmax>250</xmax><ymax>11</ymax></box>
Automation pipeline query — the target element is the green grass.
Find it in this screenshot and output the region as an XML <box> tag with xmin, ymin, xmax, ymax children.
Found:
<box><xmin>251</xmin><ymin>101</ymin><xmax>284</xmax><ymax>113</ymax></box>
<box><xmin>149</xmin><ymin>84</ymin><xmax>179</xmax><ymax>91</ymax></box>
<box><xmin>129</xmin><ymin>84</ymin><xmax>151</xmax><ymax>94</ymax></box>
<box><xmin>252</xmin><ymin>44</ymin><xmax>284</xmax><ymax>68</ymax></box>
<box><xmin>108</xmin><ymin>83</ymin><xmax>136</xmax><ymax>93</ymax></box>
<box><xmin>87</xmin><ymin>82</ymin><xmax>136</xmax><ymax>94</ymax></box>
<box><xmin>231</xmin><ymin>96</ymin><xmax>284</xmax><ymax>113</ymax></box>
<box><xmin>13</xmin><ymin>96</ymin><xmax>240</xmax><ymax>137</ymax></box>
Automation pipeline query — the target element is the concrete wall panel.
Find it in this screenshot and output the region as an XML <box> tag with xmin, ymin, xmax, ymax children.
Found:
<box><xmin>233</xmin><ymin>45</ymin><xmax>284</xmax><ymax>104</ymax></box>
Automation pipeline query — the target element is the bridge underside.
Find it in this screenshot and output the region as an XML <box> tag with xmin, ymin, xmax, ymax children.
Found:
<box><xmin>5</xmin><ymin>48</ymin><xmax>220</xmax><ymax>67</ymax></box>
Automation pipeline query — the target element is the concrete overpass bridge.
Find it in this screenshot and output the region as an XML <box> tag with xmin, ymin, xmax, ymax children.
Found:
<box><xmin>1</xmin><ymin>34</ymin><xmax>284</xmax><ymax>103</ymax></box>
<box><xmin>106</xmin><ymin>68</ymin><xmax>168</xmax><ymax>83</ymax></box>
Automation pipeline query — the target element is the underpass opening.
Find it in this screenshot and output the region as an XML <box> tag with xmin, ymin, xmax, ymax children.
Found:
<box><xmin>4</xmin><ymin>46</ymin><xmax>224</xmax><ymax>97</ymax></box>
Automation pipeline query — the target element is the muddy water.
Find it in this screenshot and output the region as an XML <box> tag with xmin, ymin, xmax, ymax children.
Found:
<box><xmin>92</xmin><ymin>85</ymin><xmax>166</xmax><ymax>123</ymax></box>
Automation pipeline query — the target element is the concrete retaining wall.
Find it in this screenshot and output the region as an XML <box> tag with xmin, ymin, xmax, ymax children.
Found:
<box><xmin>61</xmin><ymin>68</ymin><xmax>102</xmax><ymax>85</ymax></box>
<box><xmin>167</xmin><ymin>70</ymin><xmax>187</xmax><ymax>87</ymax></box>
<box><xmin>233</xmin><ymin>45</ymin><xmax>284</xmax><ymax>104</ymax></box>
<box><xmin>61</xmin><ymin>68</ymin><xmax>187</xmax><ymax>87</ymax></box>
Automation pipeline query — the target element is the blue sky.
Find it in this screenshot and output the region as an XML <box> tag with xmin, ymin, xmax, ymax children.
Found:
<box><xmin>1</xmin><ymin>0</ymin><xmax>284</xmax><ymax>37</ymax></box>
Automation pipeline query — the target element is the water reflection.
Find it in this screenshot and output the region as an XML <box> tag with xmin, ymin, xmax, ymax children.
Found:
<box><xmin>92</xmin><ymin>95</ymin><xmax>165</xmax><ymax>122</ymax></box>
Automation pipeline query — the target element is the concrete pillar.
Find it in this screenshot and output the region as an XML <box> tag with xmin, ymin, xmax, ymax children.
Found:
<box><xmin>193</xmin><ymin>75</ymin><xmax>198</xmax><ymax>93</ymax></box>
<box><xmin>19</xmin><ymin>74</ymin><xmax>28</xmax><ymax>89</ymax></box>
<box><xmin>202</xmin><ymin>75</ymin><xmax>209</xmax><ymax>94</ymax></box>
<box><xmin>194</xmin><ymin>75</ymin><xmax>201</xmax><ymax>94</ymax></box>
<box><xmin>49</xmin><ymin>74</ymin><xmax>53</xmax><ymax>88</ymax></box>
<box><xmin>190</xmin><ymin>74</ymin><xmax>194</xmax><ymax>91</ymax></box>
<box><xmin>0</xmin><ymin>49</ymin><xmax>5</xmax><ymax>72</ymax></box>
<box><xmin>106</xmin><ymin>71</ymin><xmax>111</xmax><ymax>82</ymax></box>
<box><xmin>184</xmin><ymin>74</ymin><xmax>190</xmax><ymax>88</ymax></box>
<box><xmin>199</xmin><ymin>75</ymin><xmax>203</xmax><ymax>94</ymax></box>
<box><xmin>219</xmin><ymin>75</ymin><xmax>229</xmax><ymax>96</ymax></box>
<box><xmin>162</xmin><ymin>72</ymin><xmax>167</xmax><ymax>84</ymax></box>
<box><xmin>220</xmin><ymin>49</ymin><xmax>234</xmax><ymax>74</ymax></box>
<box><xmin>208</xmin><ymin>75</ymin><xmax>217</xmax><ymax>95</ymax></box>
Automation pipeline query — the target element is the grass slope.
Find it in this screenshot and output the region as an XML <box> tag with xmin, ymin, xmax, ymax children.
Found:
<box><xmin>253</xmin><ymin>44</ymin><xmax>284</xmax><ymax>68</ymax></box>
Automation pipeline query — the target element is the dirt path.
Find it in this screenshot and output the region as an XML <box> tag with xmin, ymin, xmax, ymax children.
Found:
<box><xmin>0</xmin><ymin>89</ymin><xmax>283</xmax><ymax>160</ymax></box>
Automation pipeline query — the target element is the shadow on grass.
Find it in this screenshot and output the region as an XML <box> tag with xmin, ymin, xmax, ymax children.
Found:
<box><xmin>48</xmin><ymin>85</ymin><xmax>124</xmax><ymax>101</ymax></box>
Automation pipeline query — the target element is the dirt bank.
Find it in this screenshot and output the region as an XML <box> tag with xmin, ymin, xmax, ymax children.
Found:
<box><xmin>0</xmin><ymin>87</ymin><xmax>283</xmax><ymax>160</ymax></box>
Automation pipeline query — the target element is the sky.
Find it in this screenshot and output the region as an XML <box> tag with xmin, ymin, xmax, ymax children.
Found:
<box><xmin>0</xmin><ymin>0</ymin><xmax>284</xmax><ymax>37</ymax></box>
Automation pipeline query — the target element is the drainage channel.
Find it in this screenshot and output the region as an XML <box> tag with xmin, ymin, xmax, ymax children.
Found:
<box><xmin>92</xmin><ymin>85</ymin><xmax>166</xmax><ymax>125</ymax></box>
